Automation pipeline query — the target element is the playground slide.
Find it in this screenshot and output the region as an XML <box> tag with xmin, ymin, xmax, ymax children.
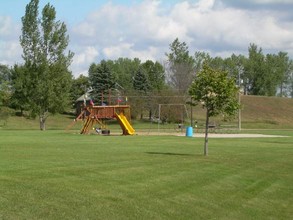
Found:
<box><xmin>115</xmin><ymin>112</ymin><xmax>135</xmax><ymax>135</ymax></box>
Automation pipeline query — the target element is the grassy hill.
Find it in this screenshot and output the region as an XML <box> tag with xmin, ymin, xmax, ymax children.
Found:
<box><xmin>0</xmin><ymin>95</ymin><xmax>293</xmax><ymax>130</ymax></box>
<box><xmin>241</xmin><ymin>95</ymin><xmax>293</xmax><ymax>128</ymax></box>
<box><xmin>188</xmin><ymin>95</ymin><xmax>293</xmax><ymax>129</ymax></box>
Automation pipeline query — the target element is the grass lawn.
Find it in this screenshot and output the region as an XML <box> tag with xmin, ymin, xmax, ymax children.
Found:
<box><xmin>0</xmin><ymin>130</ymin><xmax>292</xmax><ymax>219</ymax></box>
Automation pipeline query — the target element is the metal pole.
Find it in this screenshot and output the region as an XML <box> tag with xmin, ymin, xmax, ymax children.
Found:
<box><xmin>238</xmin><ymin>92</ymin><xmax>241</xmax><ymax>131</ymax></box>
<box><xmin>190</xmin><ymin>97</ymin><xmax>193</xmax><ymax>127</ymax></box>
<box><xmin>158</xmin><ymin>104</ymin><xmax>161</xmax><ymax>133</ymax></box>
<box><xmin>238</xmin><ymin>71</ymin><xmax>241</xmax><ymax>131</ymax></box>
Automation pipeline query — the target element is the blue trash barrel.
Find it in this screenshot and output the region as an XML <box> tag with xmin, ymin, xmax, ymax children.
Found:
<box><xmin>186</xmin><ymin>126</ymin><xmax>193</xmax><ymax>137</ymax></box>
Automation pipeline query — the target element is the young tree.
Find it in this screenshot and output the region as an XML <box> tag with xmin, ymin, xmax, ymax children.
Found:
<box><xmin>189</xmin><ymin>64</ymin><xmax>240</xmax><ymax>156</ymax></box>
<box><xmin>20</xmin><ymin>0</ymin><xmax>73</xmax><ymax>130</ymax></box>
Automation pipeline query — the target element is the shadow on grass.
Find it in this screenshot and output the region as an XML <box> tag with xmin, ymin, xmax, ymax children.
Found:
<box><xmin>146</xmin><ymin>152</ymin><xmax>195</xmax><ymax>157</ymax></box>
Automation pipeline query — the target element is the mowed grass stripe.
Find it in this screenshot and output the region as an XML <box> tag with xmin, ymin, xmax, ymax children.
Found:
<box><xmin>0</xmin><ymin>130</ymin><xmax>292</xmax><ymax>219</ymax></box>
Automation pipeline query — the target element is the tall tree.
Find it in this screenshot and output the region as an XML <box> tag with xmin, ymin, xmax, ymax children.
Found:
<box><xmin>0</xmin><ymin>65</ymin><xmax>12</xmax><ymax>107</ymax></box>
<box><xmin>10</xmin><ymin>64</ymin><xmax>30</xmax><ymax>114</ymax></box>
<box><xmin>0</xmin><ymin>65</ymin><xmax>11</xmax><ymax>82</ymax></box>
<box><xmin>165</xmin><ymin>38</ymin><xmax>195</xmax><ymax>94</ymax></box>
<box><xmin>132</xmin><ymin>68</ymin><xmax>150</xmax><ymax>119</ymax></box>
<box><xmin>222</xmin><ymin>54</ymin><xmax>246</xmax><ymax>96</ymax></box>
<box><xmin>140</xmin><ymin>60</ymin><xmax>166</xmax><ymax>119</ymax></box>
<box><xmin>275</xmin><ymin>52</ymin><xmax>292</xmax><ymax>97</ymax></box>
<box><xmin>193</xmin><ymin>51</ymin><xmax>212</xmax><ymax>73</ymax></box>
<box><xmin>289</xmin><ymin>70</ymin><xmax>293</xmax><ymax>98</ymax></box>
<box><xmin>70</xmin><ymin>74</ymin><xmax>90</xmax><ymax>103</ymax></box>
<box><xmin>20</xmin><ymin>0</ymin><xmax>74</xmax><ymax>130</ymax></box>
<box><xmin>265</xmin><ymin>53</ymin><xmax>283</xmax><ymax>96</ymax></box>
<box><xmin>112</xmin><ymin>57</ymin><xmax>141</xmax><ymax>91</ymax></box>
<box><xmin>133</xmin><ymin>68</ymin><xmax>150</xmax><ymax>93</ymax></box>
<box><xmin>243</xmin><ymin>44</ymin><xmax>266</xmax><ymax>95</ymax></box>
<box><xmin>141</xmin><ymin>60</ymin><xmax>165</xmax><ymax>92</ymax></box>
<box><xmin>89</xmin><ymin>60</ymin><xmax>115</xmax><ymax>104</ymax></box>
<box><xmin>189</xmin><ymin>64</ymin><xmax>239</xmax><ymax>156</ymax></box>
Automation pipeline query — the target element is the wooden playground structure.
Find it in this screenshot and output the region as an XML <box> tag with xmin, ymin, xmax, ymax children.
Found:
<box><xmin>68</xmin><ymin>105</ymin><xmax>135</xmax><ymax>135</ymax></box>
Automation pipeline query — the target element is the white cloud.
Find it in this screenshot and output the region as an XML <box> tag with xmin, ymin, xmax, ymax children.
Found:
<box><xmin>103</xmin><ymin>43</ymin><xmax>158</xmax><ymax>61</ymax></box>
<box><xmin>73</xmin><ymin>46</ymin><xmax>99</xmax><ymax>65</ymax></box>
<box><xmin>0</xmin><ymin>16</ymin><xmax>22</xmax><ymax>65</ymax></box>
<box><xmin>0</xmin><ymin>16</ymin><xmax>14</xmax><ymax>37</ymax></box>
<box><xmin>70</xmin><ymin>46</ymin><xmax>99</xmax><ymax>77</ymax></box>
<box><xmin>195</xmin><ymin>0</ymin><xmax>215</xmax><ymax>12</ymax></box>
<box><xmin>68</xmin><ymin>0</ymin><xmax>293</xmax><ymax>76</ymax></box>
<box><xmin>103</xmin><ymin>43</ymin><xmax>134</xmax><ymax>59</ymax></box>
<box><xmin>247</xmin><ymin>0</ymin><xmax>293</xmax><ymax>4</ymax></box>
<box><xmin>166</xmin><ymin>0</ymin><xmax>293</xmax><ymax>56</ymax></box>
<box><xmin>0</xmin><ymin>41</ymin><xmax>22</xmax><ymax>65</ymax></box>
<box><xmin>1</xmin><ymin>0</ymin><xmax>293</xmax><ymax>77</ymax></box>
<box><xmin>69</xmin><ymin>1</ymin><xmax>192</xmax><ymax>75</ymax></box>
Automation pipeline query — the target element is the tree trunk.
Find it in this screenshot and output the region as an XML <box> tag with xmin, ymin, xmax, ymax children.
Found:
<box><xmin>280</xmin><ymin>82</ymin><xmax>283</xmax><ymax>97</ymax></box>
<box><xmin>204</xmin><ymin>109</ymin><xmax>209</xmax><ymax>156</ymax></box>
<box><xmin>149</xmin><ymin>109</ymin><xmax>152</xmax><ymax>120</ymax></box>
<box><xmin>39</xmin><ymin>115</ymin><xmax>46</xmax><ymax>131</ymax></box>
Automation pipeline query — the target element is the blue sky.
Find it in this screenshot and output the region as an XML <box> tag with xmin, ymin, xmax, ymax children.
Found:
<box><xmin>0</xmin><ymin>0</ymin><xmax>179</xmax><ymax>24</ymax></box>
<box><xmin>1</xmin><ymin>0</ymin><xmax>293</xmax><ymax>77</ymax></box>
<box><xmin>1</xmin><ymin>0</ymin><xmax>135</xmax><ymax>23</ymax></box>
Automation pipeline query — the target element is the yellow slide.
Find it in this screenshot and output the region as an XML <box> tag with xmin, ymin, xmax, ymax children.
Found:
<box><xmin>115</xmin><ymin>112</ymin><xmax>135</xmax><ymax>135</ymax></box>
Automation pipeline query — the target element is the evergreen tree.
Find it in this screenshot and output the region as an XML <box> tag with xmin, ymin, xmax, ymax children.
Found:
<box><xmin>133</xmin><ymin>68</ymin><xmax>150</xmax><ymax>93</ymax></box>
<box><xmin>112</xmin><ymin>58</ymin><xmax>141</xmax><ymax>91</ymax></box>
<box><xmin>70</xmin><ymin>75</ymin><xmax>90</xmax><ymax>104</ymax></box>
<box><xmin>131</xmin><ymin>68</ymin><xmax>150</xmax><ymax>119</ymax></box>
<box><xmin>89</xmin><ymin>60</ymin><xmax>115</xmax><ymax>104</ymax></box>
<box><xmin>141</xmin><ymin>60</ymin><xmax>165</xmax><ymax>92</ymax></box>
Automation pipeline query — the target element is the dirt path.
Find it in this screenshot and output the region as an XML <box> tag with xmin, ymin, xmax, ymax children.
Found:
<box><xmin>183</xmin><ymin>133</ymin><xmax>288</xmax><ymax>138</ymax></box>
<box><xmin>134</xmin><ymin>131</ymin><xmax>288</xmax><ymax>138</ymax></box>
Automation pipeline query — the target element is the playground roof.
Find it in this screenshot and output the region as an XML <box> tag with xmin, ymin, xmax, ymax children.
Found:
<box><xmin>76</xmin><ymin>91</ymin><xmax>92</xmax><ymax>102</ymax></box>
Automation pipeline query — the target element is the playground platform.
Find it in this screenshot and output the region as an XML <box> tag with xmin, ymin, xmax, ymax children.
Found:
<box><xmin>68</xmin><ymin>105</ymin><xmax>135</xmax><ymax>135</ymax></box>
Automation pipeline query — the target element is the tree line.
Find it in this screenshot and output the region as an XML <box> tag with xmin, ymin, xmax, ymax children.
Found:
<box><xmin>0</xmin><ymin>0</ymin><xmax>292</xmax><ymax>130</ymax></box>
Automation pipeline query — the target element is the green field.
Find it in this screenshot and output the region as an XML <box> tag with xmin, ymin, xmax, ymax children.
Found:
<box><xmin>0</xmin><ymin>130</ymin><xmax>292</xmax><ymax>219</ymax></box>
